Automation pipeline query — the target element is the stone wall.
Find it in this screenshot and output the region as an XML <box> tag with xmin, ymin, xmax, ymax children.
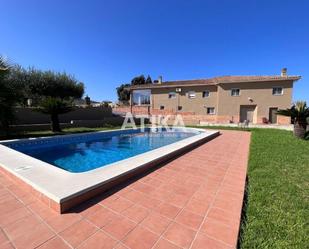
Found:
<box><xmin>113</xmin><ymin>106</ymin><xmax>150</xmax><ymax>115</ymax></box>
<box><xmin>113</xmin><ymin>106</ymin><xmax>215</xmax><ymax>125</ymax></box>
<box><xmin>277</xmin><ymin>115</ymin><xmax>291</xmax><ymax>125</ymax></box>
<box><xmin>113</xmin><ymin>106</ymin><xmax>195</xmax><ymax>116</ymax></box>
<box><xmin>113</xmin><ymin>106</ymin><xmax>292</xmax><ymax>125</ymax></box>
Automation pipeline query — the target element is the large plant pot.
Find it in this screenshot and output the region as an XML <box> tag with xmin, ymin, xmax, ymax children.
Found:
<box><xmin>293</xmin><ymin>122</ymin><xmax>307</xmax><ymax>139</ymax></box>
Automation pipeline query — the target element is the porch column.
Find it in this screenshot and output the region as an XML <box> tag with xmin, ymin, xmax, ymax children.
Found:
<box><xmin>130</xmin><ymin>91</ymin><xmax>133</xmax><ymax>114</ymax></box>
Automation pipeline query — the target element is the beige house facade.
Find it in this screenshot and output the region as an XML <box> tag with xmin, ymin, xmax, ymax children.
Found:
<box><xmin>128</xmin><ymin>70</ymin><xmax>300</xmax><ymax>125</ymax></box>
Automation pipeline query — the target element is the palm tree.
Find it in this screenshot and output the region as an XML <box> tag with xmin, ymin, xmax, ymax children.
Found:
<box><xmin>277</xmin><ymin>101</ymin><xmax>309</xmax><ymax>139</ymax></box>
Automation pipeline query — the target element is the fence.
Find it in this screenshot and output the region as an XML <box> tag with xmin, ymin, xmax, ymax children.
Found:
<box><xmin>12</xmin><ymin>106</ymin><xmax>113</xmax><ymax>125</ymax></box>
<box><xmin>7</xmin><ymin>106</ymin><xmax>130</xmax><ymax>132</ymax></box>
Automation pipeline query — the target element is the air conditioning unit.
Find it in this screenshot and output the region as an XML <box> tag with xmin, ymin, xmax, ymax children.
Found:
<box><xmin>176</xmin><ymin>88</ymin><xmax>182</xmax><ymax>92</ymax></box>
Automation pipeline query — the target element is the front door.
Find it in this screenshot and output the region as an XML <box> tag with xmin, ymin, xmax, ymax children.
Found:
<box><xmin>240</xmin><ymin>105</ymin><xmax>256</xmax><ymax>123</ymax></box>
<box><xmin>269</xmin><ymin>108</ymin><xmax>278</xmax><ymax>124</ymax></box>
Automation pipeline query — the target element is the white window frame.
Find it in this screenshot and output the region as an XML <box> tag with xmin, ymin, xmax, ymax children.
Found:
<box><xmin>168</xmin><ymin>92</ymin><xmax>176</xmax><ymax>99</ymax></box>
<box><xmin>272</xmin><ymin>87</ymin><xmax>283</xmax><ymax>96</ymax></box>
<box><xmin>187</xmin><ymin>91</ymin><xmax>196</xmax><ymax>99</ymax></box>
<box><xmin>203</xmin><ymin>90</ymin><xmax>210</xmax><ymax>98</ymax></box>
<box><xmin>206</xmin><ymin>107</ymin><xmax>216</xmax><ymax>115</ymax></box>
<box><xmin>231</xmin><ymin>88</ymin><xmax>240</xmax><ymax>96</ymax></box>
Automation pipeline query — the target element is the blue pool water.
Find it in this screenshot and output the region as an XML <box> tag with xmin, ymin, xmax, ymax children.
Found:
<box><xmin>6</xmin><ymin>129</ymin><xmax>198</xmax><ymax>173</ymax></box>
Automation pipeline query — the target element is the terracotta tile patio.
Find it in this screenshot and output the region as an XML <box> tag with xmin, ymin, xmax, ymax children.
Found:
<box><xmin>0</xmin><ymin>130</ymin><xmax>250</xmax><ymax>249</ymax></box>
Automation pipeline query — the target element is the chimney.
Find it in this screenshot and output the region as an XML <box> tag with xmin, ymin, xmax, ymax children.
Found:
<box><xmin>158</xmin><ymin>76</ymin><xmax>163</xmax><ymax>84</ymax></box>
<box><xmin>281</xmin><ymin>68</ymin><xmax>287</xmax><ymax>77</ymax></box>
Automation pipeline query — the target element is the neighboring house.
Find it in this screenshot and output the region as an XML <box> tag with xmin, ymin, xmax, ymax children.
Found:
<box><xmin>73</xmin><ymin>98</ymin><xmax>101</xmax><ymax>107</ymax></box>
<box><xmin>127</xmin><ymin>69</ymin><xmax>301</xmax><ymax>124</ymax></box>
<box><xmin>101</xmin><ymin>100</ymin><xmax>114</xmax><ymax>108</ymax></box>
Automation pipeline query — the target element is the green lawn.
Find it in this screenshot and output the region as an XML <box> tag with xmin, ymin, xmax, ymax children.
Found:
<box><xmin>0</xmin><ymin>126</ymin><xmax>121</xmax><ymax>140</ymax></box>
<box><xmin>239</xmin><ymin>128</ymin><xmax>308</xmax><ymax>249</ymax></box>
<box><xmin>198</xmin><ymin>127</ymin><xmax>308</xmax><ymax>248</ymax></box>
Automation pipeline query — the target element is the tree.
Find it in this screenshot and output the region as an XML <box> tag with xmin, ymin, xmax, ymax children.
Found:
<box><xmin>5</xmin><ymin>66</ymin><xmax>35</xmax><ymax>106</ymax></box>
<box><xmin>116</xmin><ymin>75</ymin><xmax>152</xmax><ymax>105</ymax></box>
<box><xmin>29</xmin><ymin>70</ymin><xmax>84</xmax><ymax>132</ymax></box>
<box><xmin>27</xmin><ymin>70</ymin><xmax>84</xmax><ymax>99</ymax></box>
<box><xmin>116</xmin><ymin>84</ymin><xmax>130</xmax><ymax>104</ymax></box>
<box><xmin>277</xmin><ymin>101</ymin><xmax>309</xmax><ymax>139</ymax></box>
<box><xmin>0</xmin><ymin>57</ymin><xmax>24</xmax><ymax>134</ymax></box>
<box><xmin>85</xmin><ymin>95</ymin><xmax>91</xmax><ymax>106</ymax></box>
<box><xmin>145</xmin><ymin>75</ymin><xmax>152</xmax><ymax>84</ymax></box>
<box><xmin>131</xmin><ymin>75</ymin><xmax>146</xmax><ymax>85</ymax></box>
<box><xmin>36</xmin><ymin>97</ymin><xmax>74</xmax><ymax>132</ymax></box>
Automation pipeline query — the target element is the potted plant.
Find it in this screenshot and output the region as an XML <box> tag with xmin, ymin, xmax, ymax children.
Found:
<box><xmin>277</xmin><ymin>101</ymin><xmax>309</xmax><ymax>139</ymax></box>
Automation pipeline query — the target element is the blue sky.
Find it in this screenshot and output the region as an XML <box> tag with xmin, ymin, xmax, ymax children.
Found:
<box><xmin>1</xmin><ymin>0</ymin><xmax>308</xmax><ymax>102</ymax></box>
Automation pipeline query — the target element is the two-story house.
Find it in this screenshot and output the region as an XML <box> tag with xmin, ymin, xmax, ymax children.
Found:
<box><xmin>128</xmin><ymin>69</ymin><xmax>301</xmax><ymax>124</ymax></box>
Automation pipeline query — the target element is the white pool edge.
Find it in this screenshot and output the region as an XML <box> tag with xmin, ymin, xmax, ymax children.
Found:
<box><xmin>0</xmin><ymin>128</ymin><xmax>219</xmax><ymax>204</ymax></box>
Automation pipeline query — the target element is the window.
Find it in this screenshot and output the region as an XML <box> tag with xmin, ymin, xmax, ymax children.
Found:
<box><xmin>231</xmin><ymin>88</ymin><xmax>240</xmax><ymax>96</ymax></box>
<box><xmin>203</xmin><ymin>91</ymin><xmax>210</xmax><ymax>98</ymax></box>
<box><xmin>168</xmin><ymin>92</ymin><xmax>176</xmax><ymax>99</ymax></box>
<box><xmin>187</xmin><ymin>91</ymin><xmax>196</xmax><ymax>99</ymax></box>
<box><xmin>132</xmin><ymin>90</ymin><xmax>151</xmax><ymax>105</ymax></box>
<box><xmin>178</xmin><ymin>106</ymin><xmax>182</xmax><ymax>111</ymax></box>
<box><xmin>207</xmin><ymin>107</ymin><xmax>215</xmax><ymax>115</ymax></box>
<box><xmin>272</xmin><ymin>87</ymin><xmax>283</xmax><ymax>95</ymax></box>
<box><xmin>160</xmin><ymin>105</ymin><xmax>164</xmax><ymax>110</ymax></box>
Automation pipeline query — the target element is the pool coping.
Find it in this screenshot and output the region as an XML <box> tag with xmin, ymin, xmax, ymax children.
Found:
<box><xmin>0</xmin><ymin>127</ymin><xmax>219</xmax><ymax>213</ymax></box>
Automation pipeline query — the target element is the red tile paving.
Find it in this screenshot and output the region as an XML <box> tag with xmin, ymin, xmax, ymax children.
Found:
<box><xmin>0</xmin><ymin>130</ymin><xmax>250</xmax><ymax>248</ymax></box>
<box><xmin>163</xmin><ymin>222</ymin><xmax>196</xmax><ymax>248</ymax></box>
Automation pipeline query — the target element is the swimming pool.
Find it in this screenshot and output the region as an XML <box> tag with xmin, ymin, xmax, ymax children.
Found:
<box><xmin>6</xmin><ymin>128</ymin><xmax>198</xmax><ymax>172</ymax></box>
<box><xmin>0</xmin><ymin>127</ymin><xmax>219</xmax><ymax>213</ymax></box>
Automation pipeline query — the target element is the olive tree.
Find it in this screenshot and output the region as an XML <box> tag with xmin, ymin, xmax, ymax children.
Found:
<box><xmin>28</xmin><ymin>70</ymin><xmax>84</xmax><ymax>132</ymax></box>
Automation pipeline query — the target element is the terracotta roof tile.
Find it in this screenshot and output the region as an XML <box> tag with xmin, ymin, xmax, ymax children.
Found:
<box><xmin>213</xmin><ymin>75</ymin><xmax>301</xmax><ymax>83</ymax></box>
<box><xmin>129</xmin><ymin>75</ymin><xmax>301</xmax><ymax>90</ymax></box>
